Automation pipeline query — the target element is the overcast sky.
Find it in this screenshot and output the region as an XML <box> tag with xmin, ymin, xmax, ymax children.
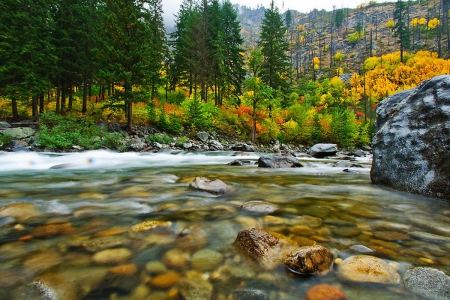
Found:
<box><xmin>162</xmin><ymin>0</ymin><xmax>392</xmax><ymax>27</ymax></box>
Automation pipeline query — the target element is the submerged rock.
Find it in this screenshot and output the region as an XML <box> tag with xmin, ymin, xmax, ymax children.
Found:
<box><xmin>257</xmin><ymin>155</ymin><xmax>303</xmax><ymax>168</ymax></box>
<box><xmin>403</xmin><ymin>267</ymin><xmax>450</xmax><ymax>300</ymax></box>
<box><xmin>190</xmin><ymin>249</ymin><xmax>224</xmax><ymax>271</ymax></box>
<box><xmin>0</xmin><ymin>203</ymin><xmax>39</xmax><ymax>221</ymax></box>
<box><xmin>233</xmin><ymin>228</ymin><xmax>297</xmax><ymax>269</ymax></box>
<box><xmin>308</xmin><ymin>144</ymin><xmax>338</xmax><ymax>158</ymax></box>
<box><xmin>337</xmin><ymin>255</ymin><xmax>401</xmax><ymax>284</ymax></box>
<box><xmin>371</xmin><ymin>75</ymin><xmax>450</xmax><ymax>199</ymax></box>
<box><xmin>177</xmin><ymin>277</ymin><xmax>213</xmax><ymax>300</ymax></box>
<box><xmin>242</xmin><ymin>201</ymin><xmax>279</xmax><ymax>215</ymax></box>
<box><xmin>306</xmin><ymin>284</ymin><xmax>347</xmax><ymax>300</ymax></box>
<box><xmin>189</xmin><ymin>177</ymin><xmax>231</xmax><ymax>194</ymax></box>
<box><xmin>283</xmin><ymin>245</ymin><xmax>334</xmax><ymax>275</ymax></box>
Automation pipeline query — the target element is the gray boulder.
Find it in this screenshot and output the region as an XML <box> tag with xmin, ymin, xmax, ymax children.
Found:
<box><xmin>308</xmin><ymin>144</ymin><xmax>338</xmax><ymax>158</ymax></box>
<box><xmin>257</xmin><ymin>155</ymin><xmax>303</xmax><ymax>168</ymax></box>
<box><xmin>232</xmin><ymin>143</ymin><xmax>256</xmax><ymax>152</ymax></box>
<box><xmin>197</xmin><ymin>131</ymin><xmax>210</xmax><ymax>143</ymax></box>
<box><xmin>0</xmin><ymin>122</ymin><xmax>11</xmax><ymax>129</ymax></box>
<box><xmin>208</xmin><ymin>140</ymin><xmax>223</xmax><ymax>151</ymax></box>
<box><xmin>189</xmin><ymin>177</ymin><xmax>231</xmax><ymax>195</ymax></box>
<box><xmin>371</xmin><ymin>75</ymin><xmax>450</xmax><ymax>199</ymax></box>
<box><xmin>403</xmin><ymin>267</ymin><xmax>450</xmax><ymax>300</ymax></box>
<box><xmin>4</xmin><ymin>127</ymin><xmax>35</xmax><ymax>139</ymax></box>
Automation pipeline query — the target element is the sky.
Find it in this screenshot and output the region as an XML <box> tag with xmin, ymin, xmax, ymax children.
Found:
<box><xmin>162</xmin><ymin>0</ymin><xmax>391</xmax><ymax>27</ymax></box>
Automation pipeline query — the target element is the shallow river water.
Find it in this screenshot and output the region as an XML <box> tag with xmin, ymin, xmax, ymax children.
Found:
<box><xmin>0</xmin><ymin>150</ymin><xmax>449</xmax><ymax>300</ymax></box>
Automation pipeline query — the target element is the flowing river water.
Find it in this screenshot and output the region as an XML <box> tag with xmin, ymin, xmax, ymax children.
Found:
<box><xmin>0</xmin><ymin>150</ymin><xmax>449</xmax><ymax>300</ymax></box>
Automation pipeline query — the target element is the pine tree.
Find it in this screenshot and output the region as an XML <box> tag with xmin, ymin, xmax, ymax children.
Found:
<box><xmin>100</xmin><ymin>0</ymin><xmax>165</xmax><ymax>131</ymax></box>
<box><xmin>258</xmin><ymin>0</ymin><xmax>290</xmax><ymax>92</ymax></box>
<box><xmin>393</xmin><ymin>0</ymin><xmax>411</xmax><ymax>63</ymax></box>
<box><xmin>0</xmin><ymin>0</ymin><xmax>56</xmax><ymax>120</ymax></box>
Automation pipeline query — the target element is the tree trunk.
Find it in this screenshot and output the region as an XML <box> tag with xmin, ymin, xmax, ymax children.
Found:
<box><xmin>61</xmin><ymin>82</ymin><xmax>66</xmax><ymax>114</ymax></box>
<box><xmin>56</xmin><ymin>76</ymin><xmax>61</xmax><ymax>114</ymax></box>
<box><xmin>82</xmin><ymin>71</ymin><xmax>88</xmax><ymax>114</ymax></box>
<box><xmin>39</xmin><ymin>93</ymin><xmax>45</xmax><ymax>114</ymax></box>
<box><xmin>125</xmin><ymin>80</ymin><xmax>133</xmax><ymax>132</ymax></box>
<box><xmin>251</xmin><ymin>98</ymin><xmax>257</xmax><ymax>143</ymax></box>
<box><xmin>11</xmin><ymin>99</ymin><xmax>19</xmax><ymax>120</ymax></box>
<box><xmin>68</xmin><ymin>83</ymin><xmax>73</xmax><ymax>110</ymax></box>
<box><xmin>32</xmin><ymin>95</ymin><xmax>38</xmax><ymax>120</ymax></box>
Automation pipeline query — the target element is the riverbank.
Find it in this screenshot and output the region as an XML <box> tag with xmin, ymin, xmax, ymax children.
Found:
<box><xmin>0</xmin><ymin>121</ymin><xmax>371</xmax><ymax>158</ymax></box>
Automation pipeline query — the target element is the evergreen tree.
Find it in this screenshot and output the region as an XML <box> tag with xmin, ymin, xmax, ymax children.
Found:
<box><xmin>214</xmin><ymin>1</ymin><xmax>246</xmax><ymax>105</ymax></box>
<box><xmin>100</xmin><ymin>0</ymin><xmax>165</xmax><ymax>131</ymax></box>
<box><xmin>393</xmin><ymin>0</ymin><xmax>411</xmax><ymax>63</ymax></box>
<box><xmin>258</xmin><ymin>0</ymin><xmax>290</xmax><ymax>93</ymax></box>
<box><xmin>0</xmin><ymin>0</ymin><xmax>56</xmax><ymax>120</ymax></box>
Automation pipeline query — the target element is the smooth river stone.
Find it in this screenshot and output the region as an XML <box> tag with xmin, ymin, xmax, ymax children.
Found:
<box><xmin>242</xmin><ymin>201</ymin><xmax>278</xmax><ymax>215</ymax></box>
<box><xmin>289</xmin><ymin>215</ymin><xmax>322</xmax><ymax>228</ymax></box>
<box><xmin>23</xmin><ymin>250</ymin><xmax>62</xmax><ymax>274</ymax></box>
<box><xmin>0</xmin><ymin>203</ymin><xmax>39</xmax><ymax>221</ymax></box>
<box><xmin>189</xmin><ymin>177</ymin><xmax>231</xmax><ymax>194</ymax></box>
<box><xmin>92</xmin><ymin>248</ymin><xmax>132</xmax><ymax>264</ymax></box>
<box><xmin>306</xmin><ymin>284</ymin><xmax>347</xmax><ymax>300</ymax></box>
<box><xmin>410</xmin><ymin>231</ymin><xmax>450</xmax><ymax>244</ymax></box>
<box><xmin>178</xmin><ymin>277</ymin><xmax>213</xmax><ymax>300</ymax></box>
<box><xmin>131</xmin><ymin>220</ymin><xmax>172</xmax><ymax>233</ymax></box>
<box><xmin>162</xmin><ymin>248</ymin><xmax>190</xmax><ymax>269</ymax></box>
<box><xmin>31</xmin><ymin>222</ymin><xmax>76</xmax><ymax>237</ymax></box>
<box><xmin>78</xmin><ymin>235</ymin><xmax>131</xmax><ymax>252</ymax></box>
<box><xmin>289</xmin><ymin>225</ymin><xmax>315</xmax><ymax>236</ymax></box>
<box><xmin>190</xmin><ymin>249</ymin><xmax>224</xmax><ymax>271</ymax></box>
<box><xmin>331</xmin><ymin>226</ymin><xmax>362</xmax><ymax>237</ymax></box>
<box><xmin>108</xmin><ymin>263</ymin><xmax>138</xmax><ymax>275</ymax></box>
<box><xmin>145</xmin><ymin>261</ymin><xmax>167</xmax><ymax>274</ymax></box>
<box><xmin>337</xmin><ymin>255</ymin><xmax>401</xmax><ymax>284</ymax></box>
<box><xmin>409</xmin><ymin>217</ymin><xmax>450</xmax><ymax>237</ymax></box>
<box><xmin>373</xmin><ymin>231</ymin><xmax>410</xmax><ymax>241</ymax></box>
<box><xmin>31</xmin><ymin>273</ymin><xmax>78</xmax><ymax>300</ymax></box>
<box><xmin>150</xmin><ymin>271</ymin><xmax>181</xmax><ymax>289</ymax></box>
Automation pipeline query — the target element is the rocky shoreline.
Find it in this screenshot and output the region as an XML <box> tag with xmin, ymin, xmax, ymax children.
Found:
<box><xmin>0</xmin><ymin>121</ymin><xmax>371</xmax><ymax>159</ymax></box>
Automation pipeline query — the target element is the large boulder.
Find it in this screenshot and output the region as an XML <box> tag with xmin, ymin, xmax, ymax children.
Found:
<box><xmin>3</xmin><ymin>127</ymin><xmax>35</xmax><ymax>139</ymax></box>
<box><xmin>403</xmin><ymin>267</ymin><xmax>450</xmax><ymax>300</ymax></box>
<box><xmin>371</xmin><ymin>75</ymin><xmax>450</xmax><ymax>199</ymax></box>
<box><xmin>307</xmin><ymin>144</ymin><xmax>338</xmax><ymax>158</ymax></box>
<box><xmin>257</xmin><ymin>155</ymin><xmax>303</xmax><ymax>168</ymax></box>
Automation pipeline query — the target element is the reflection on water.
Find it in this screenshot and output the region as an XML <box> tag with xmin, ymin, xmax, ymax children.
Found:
<box><xmin>0</xmin><ymin>151</ymin><xmax>448</xmax><ymax>300</ymax></box>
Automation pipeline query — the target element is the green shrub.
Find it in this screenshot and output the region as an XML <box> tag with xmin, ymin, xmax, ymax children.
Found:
<box><xmin>147</xmin><ymin>133</ymin><xmax>173</xmax><ymax>144</ymax></box>
<box><xmin>0</xmin><ymin>133</ymin><xmax>12</xmax><ymax>148</ymax></box>
<box><xmin>175</xmin><ymin>136</ymin><xmax>190</xmax><ymax>147</ymax></box>
<box><xmin>37</xmin><ymin>112</ymin><xmax>118</xmax><ymax>150</ymax></box>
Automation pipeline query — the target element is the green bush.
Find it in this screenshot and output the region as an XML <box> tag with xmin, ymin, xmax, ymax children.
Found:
<box><xmin>0</xmin><ymin>133</ymin><xmax>12</xmax><ymax>148</ymax></box>
<box><xmin>147</xmin><ymin>133</ymin><xmax>173</xmax><ymax>144</ymax></box>
<box><xmin>174</xmin><ymin>136</ymin><xmax>190</xmax><ymax>147</ymax></box>
<box><xmin>37</xmin><ymin>112</ymin><xmax>120</xmax><ymax>150</ymax></box>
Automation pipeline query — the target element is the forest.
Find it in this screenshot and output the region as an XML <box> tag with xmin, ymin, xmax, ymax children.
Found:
<box><xmin>1</xmin><ymin>0</ymin><xmax>450</xmax><ymax>149</ymax></box>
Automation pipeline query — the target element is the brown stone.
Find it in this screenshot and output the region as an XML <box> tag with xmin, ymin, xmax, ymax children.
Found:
<box><xmin>373</xmin><ymin>231</ymin><xmax>410</xmax><ymax>241</ymax></box>
<box><xmin>0</xmin><ymin>203</ymin><xmax>39</xmax><ymax>221</ymax></box>
<box><xmin>337</xmin><ymin>255</ymin><xmax>401</xmax><ymax>284</ymax></box>
<box><xmin>23</xmin><ymin>250</ymin><xmax>62</xmax><ymax>274</ymax></box>
<box><xmin>306</xmin><ymin>284</ymin><xmax>347</xmax><ymax>300</ymax></box>
<box><xmin>162</xmin><ymin>248</ymin><xmax>190</xmax><ymax>269</ymax></box>
<box><xmin>109</xmin><ymin>263</ymin><xmax>139</xmax><ymax>275</ymax></box>
<box><xmin>233</xmin><ymin>228</ymin><xmax>297</xmax><ymax>269</ymax></box>
<box><xmin>32</xmin><ymin>222</ymin><xmax>75</xmax><ymax>237</ymax></box>
<box><xmin>150</xmin><ymin>272</ymin><xmax>181</xmax><ymax>289</ymax></box>
<box><xmin>131</xmin><ymin>220</ymin><xmax>172</xmax><ymax>233</ymax></box>
<box><xmin>283</xmin><ymin>245</ymin><xmax>334</xmax><ymax>275</ymax></box>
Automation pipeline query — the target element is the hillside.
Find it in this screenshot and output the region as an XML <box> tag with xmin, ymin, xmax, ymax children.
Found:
<box><xmin>235</xmin><ymin>1</ymin><xmax>449</xmax><ymax>77</ymax></box>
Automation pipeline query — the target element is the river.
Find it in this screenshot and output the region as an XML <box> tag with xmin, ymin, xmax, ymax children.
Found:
<box><xmin>0</xmin><ymin>150</ymin><xmax>449</xmax><ymax>299</ymax></box>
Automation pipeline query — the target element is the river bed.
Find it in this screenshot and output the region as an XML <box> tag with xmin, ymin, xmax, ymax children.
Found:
<box><xmin>0</xmin><ymin>150</ymin><xmax>449</xmax><ymax>300</ymax></box>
